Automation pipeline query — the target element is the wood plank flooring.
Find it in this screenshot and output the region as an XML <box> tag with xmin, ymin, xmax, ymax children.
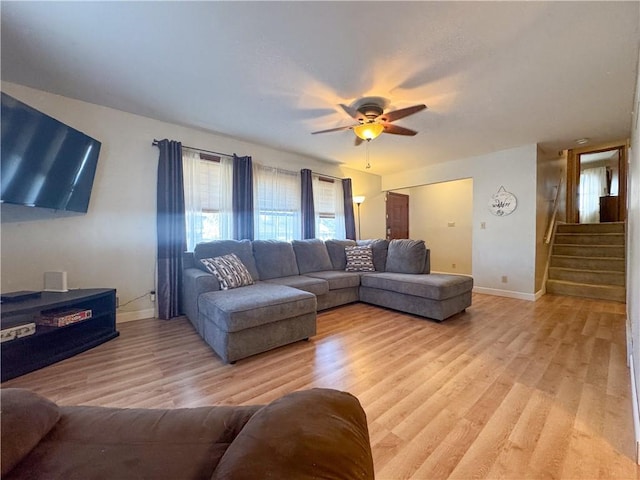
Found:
<box><xmin>3</xmin><ymin>293</ymin><xmax>638</xmax><ymax>479</ymax></box>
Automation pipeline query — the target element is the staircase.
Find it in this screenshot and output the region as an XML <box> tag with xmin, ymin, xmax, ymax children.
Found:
<box><xmin>546</xmin><ymin>222</ymin><xmax>626</xmax><ymax>302</ymax></box>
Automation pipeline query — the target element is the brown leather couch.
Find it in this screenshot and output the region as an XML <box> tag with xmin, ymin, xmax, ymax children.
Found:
<box><xmin>1</xmin><ymin>388</ymin><xmax>374</xmax><ymax>479</ymax></box>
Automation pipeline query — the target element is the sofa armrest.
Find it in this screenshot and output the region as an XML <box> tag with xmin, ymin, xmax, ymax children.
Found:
<box><xmin>182</xmin><ymin>267</ymin><xmax>220</xmax><ymax>329</ymax></box>
<box><xmin>211</xmin><ymin>388</ymin><xmax>374</xmax><ymax>480</ymax></box>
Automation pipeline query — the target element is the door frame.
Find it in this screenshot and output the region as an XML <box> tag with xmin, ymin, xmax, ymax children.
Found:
<box><xmin>566</xmin><ymin>140</ymin><xmax>628</xmax><ymax>223</ymax></box>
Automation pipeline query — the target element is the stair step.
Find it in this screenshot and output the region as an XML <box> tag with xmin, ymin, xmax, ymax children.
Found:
<box><xmin>546</xmin><ymin>280</ymin><xmax>625</xmax><ymax>302</ymax></box>
<box><xmin>548</xmin><ymin>267</ymin><xmax>625</xmax><ymax>286</ymax></box>
<box><xmin>550</xmin><ymin>255</ymin><xmax>625</xmax><ymax>272</ymax></box>
<box><xmin>552</xmin><ymin>244</ymin><xmax>625</xmax><ymax>258</ymax></box>
<box><xmin>556</xmin><ymin>222</ymin><xmax>625</xmax><ymax>234</ymax></box>
<box><xmin>554</xmin><ymin>233</ymin><xmax>625</xmax><ymax>245</ymax></box>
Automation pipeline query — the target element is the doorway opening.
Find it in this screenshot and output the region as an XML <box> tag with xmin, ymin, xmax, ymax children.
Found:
<box><xmin>566</xmin><ymin>141</ymin><xmax>628</xmax><ymax>224</ymax></box>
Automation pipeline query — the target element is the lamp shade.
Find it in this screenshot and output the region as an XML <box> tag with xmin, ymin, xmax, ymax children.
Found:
<box><xmin>353</xmin><ymin>123</ymin><xmax>384</xmax><ymax>141</ymax></box>
<box><xmin>353</xmin><ymin>196</ymin><xmax>365</xmax><ymax>204</ymax></box>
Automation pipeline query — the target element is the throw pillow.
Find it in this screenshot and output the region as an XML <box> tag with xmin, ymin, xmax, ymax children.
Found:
<box><xmin>345</xmin><ymin>246</ymin><xmax>375</xmax><ymax>272</ymax></box>
<box><xmin>200</xmin><ymin>253</ymin><xmax>254</xmax><ymax>290</ymax></box>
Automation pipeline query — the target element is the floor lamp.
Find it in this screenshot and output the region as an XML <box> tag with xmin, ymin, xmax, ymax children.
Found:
<box><xmin>353</xmin><ymin>196</ymin><xmax>365</xmax><ymax>240</ymax></box>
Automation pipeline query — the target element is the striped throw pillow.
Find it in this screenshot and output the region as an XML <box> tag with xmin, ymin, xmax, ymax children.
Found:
<box><xmin>200</xmin><ymin>253</ymin><xmax>254</xmax><ymax>290</ymax></box>
<box><xmin>345</xmin><ymin>246</ymin><xmax>375</xmax><ymax>272</ymax></box>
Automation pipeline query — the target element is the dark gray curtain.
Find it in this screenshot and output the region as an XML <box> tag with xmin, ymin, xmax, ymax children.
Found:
<box><xmin>342</xmin><ymin>178</ymin><xmax>356</xmax><ymax>240</ymax></box>
<box><xmin>301</xmin><ymin>169</ymin><xmax>315</xmax><ymax>239</ymax></box>
<box><xmin>156</xmin><ymin>139</ymin><xmax>186</xmax><ymax>320</ymax></box>
<box><xmin>233</xmin><ymin>155</ymin><xmax>254</xmax><ymax>240</ymax></box>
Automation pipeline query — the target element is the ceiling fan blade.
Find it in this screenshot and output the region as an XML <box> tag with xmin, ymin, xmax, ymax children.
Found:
<box><xmin>379</xmin><ymin>104</ymin><xmax>427</xmax><ymax>123</ymax></box>
<box><xmin>311</xmin><ymin>125</ymin><xmax>356</xmax><ymax>134</ymax></box>
<box><xmin>382</xmin><ymin>123</ymin><xmax>418</xmax><ymax>136</ymax></box>
<box><xmin>354</xmin><ymin>136</ymin><xmax>364</xmax><ymax>146</ymax></box>
<box><xmin>340</xmin><ymin>104</ymin><xmax>367</xmax><ymax>122</ymax></box>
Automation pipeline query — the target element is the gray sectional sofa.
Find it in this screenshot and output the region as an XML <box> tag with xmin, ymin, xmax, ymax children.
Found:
<box><xmin>183</xmin><ymin>238</ymin><xmax>473</xmax><ymax>363</ymax></box>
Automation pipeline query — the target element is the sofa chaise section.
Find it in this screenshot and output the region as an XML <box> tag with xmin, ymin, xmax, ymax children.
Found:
<box><xmin>183</xmin><ymin>239</ymin><xmax>317</xmax><ymax>364</ymax></box>
<box><xmin>199</xmin><ymin>283</ymin><xmax>316</xmax><ymax>363</ymax></box>
<box><xmin>359</xmin><ymin>272</ymin><xmax>473</xmax><ymax>321</ymax></box>
<box><xmin>359</xmin><ymin>239</ymin><xmax>472</xmax><ymax>321</ymax></box>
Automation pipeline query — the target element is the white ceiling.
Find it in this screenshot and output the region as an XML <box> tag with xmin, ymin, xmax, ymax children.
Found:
<box><xmin>1</xmin><ymin>1</ymin><xmax>639</xmax><ymax>175</ymax></box>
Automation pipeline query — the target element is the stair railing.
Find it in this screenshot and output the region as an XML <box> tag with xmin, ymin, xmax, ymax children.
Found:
<box><xmin>544</xmin><ymin>175</ymin><xmax>564</xmax><ymax>245</ymax></box>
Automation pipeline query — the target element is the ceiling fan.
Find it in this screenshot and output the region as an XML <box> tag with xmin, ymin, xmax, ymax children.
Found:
<box><xmin>311</xmin><ymin>97</ymin><xmax>427</xmax><ymax>145</ymax></box>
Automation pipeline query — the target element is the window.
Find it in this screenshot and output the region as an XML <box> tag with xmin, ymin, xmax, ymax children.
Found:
<box><xmin>183</xmin><ymin>150</ymin><xmax>233</xmax><ymax>250</ymax></box>
<box><xmin>254</xmin><ymin>165</ymin><xmax>301</xmax><ymax>241</ymax></box>
<box><xmin>312</xmin><ymin>175</ymin><xmax>345</xmax><ymax>240</ymax></box>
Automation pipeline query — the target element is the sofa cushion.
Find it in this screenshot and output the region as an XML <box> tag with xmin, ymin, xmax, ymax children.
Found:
<box><xmin>252</xmin><ymin>240</ymin><xmax>299</xmax><ymax>280</ymax></box>
<box><xmin>325</xmin><ymin>239</ymin><xmax>357</xmax><ymax>270</ymax></box>
<box><xmin>199</xmin><ymin>283</ymin><xmax>316</xmax><ymax>333</ymax></box>
<box><xmin>264</xmin><ymin>275</ymin><xmax>329</xmax><ymax>296</ymax></box>
<box><xmin>212</xmin><ymin>389</ymin><xmax>374</xmax><ymax>480</ymax></box>
<box><xmin>385</xmin><ymin>239</ymin><xmax>427</xmax><ymax>274</ymax></box>
<box><xmin>357</xmin><ymin>239</ymin><xmax>389</xmax><ymax>272</ymax></box>
<box><xmin>1</xmin><ymin>388</ymin><xmax>61</xmax><ymax>476</ymax></box>
<box><xmin>305</xmin><ymin>270</ymin><xmax>361</xmax><ymax>290</ymax></box>
<box><xmin>201</xmin><ymin>254</ymin><xmax>255</xmax><ymax>290</ymax></box>
<box><xmin>360</xmin><ymin>272</ymin><xmax>473</xmax><ymax>300</ymax></box>
<box><xmin>292</xmin><ymin>239</ymin><xmax>333</xmax><ymax>274</ymax></box>
<box><xmin>194</xmin><ymin>240</ymin><xmax>260</xmax><ymax>280</ymax></box>
<box><xmin>345</xmin><ymin>246</ymin><xmax>375</xmax><ymax>272</ymax></box>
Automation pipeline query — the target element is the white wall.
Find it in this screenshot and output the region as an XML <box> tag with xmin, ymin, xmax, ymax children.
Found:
<box><xmin>401</xmin><ymin>179</ymin><xmax>473</xmax><ymax>275</ymax></box>
<box><xmin>383</xmin><ymin>144</ymin><xmax>538</xmax><ymax>299</ymax></box>
<box><xmin>0</xmin><ymin>82</ymin><xmax>382</xmax><ymax>321</ymax></box>
<box><xmin>628</xmin><ymin>43</ymin><xmax>640</xmax><ymax>449</ymax></box>
<box><xmin>351</xmin><ymin>182</ymin><xmax>386</xmax><ymax>241</ymax></box>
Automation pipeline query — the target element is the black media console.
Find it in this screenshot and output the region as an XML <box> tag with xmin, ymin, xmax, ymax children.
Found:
<box><xmin>1</xmin><ymin>288</ymin><xmax>119</xmax><ymax>382</ymax></box>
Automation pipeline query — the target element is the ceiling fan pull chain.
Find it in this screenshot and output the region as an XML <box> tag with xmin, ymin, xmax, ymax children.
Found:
<box><xmin>365</xmin><ymin>140</ymin><xmax>371</xmax><ymax>169</ymax></box>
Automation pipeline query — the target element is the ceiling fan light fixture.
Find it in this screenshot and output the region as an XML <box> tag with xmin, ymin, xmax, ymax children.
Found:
<box><xmin>353</xmin><ymin>123</ymin><xmax>384</xmax><ymax>141</ymax></box>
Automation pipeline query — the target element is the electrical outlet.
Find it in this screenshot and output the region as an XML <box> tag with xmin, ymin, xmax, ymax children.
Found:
<box><xmin>452</xmin><ymin>263</ymin><xmax>456</xmax><ymax>269</ymax></box>
<box><xmin>150</xmin><ymin>291</ymin><xmax>156</xmax><ymax>302</ymax></box>
<box><xmin>448</xmin><ymin>221</ymin><xmax>455</xmax><ymax>227</ymax></box>
<box><xmin>501</xmin><ymin>276</ymin><xmax>508</xmax><ymax>283</ymax></box>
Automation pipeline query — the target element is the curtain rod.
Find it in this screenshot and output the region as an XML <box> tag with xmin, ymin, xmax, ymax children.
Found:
<box><xmin>312</xmin><ymin>171</ymin><xmax>345</xmax><ymax>181</ymax></box>
<box><xmin>152</xmin><ymin>139</ymin><xmax>234</xmax><ymax>159</ymax></box>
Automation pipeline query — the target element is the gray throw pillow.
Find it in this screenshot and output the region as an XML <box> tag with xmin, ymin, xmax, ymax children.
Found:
<box><xmin>345</xmin><ymin>246</ymin><xmax>375</xmax><ymax>272</ymax></box>
<box><xmin>291</xmin><ymin>239</ymin><xmax>333</xmax><ymax>274</ymax></box>
<box><xmin>200</xmin><ymin>254</ymin><xmax>254</xmax><ymax>290</ymax></box>
<box><xmin>385</xmin><ymin>239</ymin><xmax>427</xmax><ymax>274</ymax></box>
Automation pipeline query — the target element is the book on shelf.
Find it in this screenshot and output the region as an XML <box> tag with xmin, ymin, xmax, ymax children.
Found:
<box><xmin>37</xmin><ymin>308</ymin><xmax>92</xmax><ymax>327</ymax></box>
<box><xmin>1</xmin><ymin>322</ymin><xmax>36</xmax><ymax>343</ymax></box>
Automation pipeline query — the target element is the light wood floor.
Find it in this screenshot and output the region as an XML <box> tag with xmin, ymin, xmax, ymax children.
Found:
<box><xmin>3</xmin><ymin>293</ymin><xmax>638</xmax><ymax>479</ymax></box>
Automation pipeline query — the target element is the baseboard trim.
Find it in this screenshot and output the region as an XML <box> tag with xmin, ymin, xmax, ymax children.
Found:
<box><xmin>630</xmin><ymin>352</ymin><xmax>640</xmax><ymax>464</ymax></box>
<box><xmin>116</xmin><ymin>308</ymin><xmax>155</xmax><ymax>324</ymax></box>
<box><xmin>472</xmin><ymin>286</ymin><xmax>536</xmax><ymax>301</ymax></box>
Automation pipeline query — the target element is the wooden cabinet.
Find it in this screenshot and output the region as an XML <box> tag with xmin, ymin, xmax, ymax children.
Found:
<box><xmin>1</xmin><ymin>289</ymin><xmax>118</xmax><ymax>381</ymax></box>
<box><xmin>599</xmin><ymin>196</ymin><xmax>619</xmax><ymax>223</ymax></box>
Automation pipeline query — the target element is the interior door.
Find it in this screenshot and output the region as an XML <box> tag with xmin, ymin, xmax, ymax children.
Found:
<box><xmin>386</xmin><ymin>192</ymin><xmax>409</xmax><ymax>240</ymax></box>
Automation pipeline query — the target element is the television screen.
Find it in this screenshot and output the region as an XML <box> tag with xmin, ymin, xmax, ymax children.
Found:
<box><xmin>1</xmin><ymin>92</ymin><xmax>101</xmax><ymax>213</ymax></box>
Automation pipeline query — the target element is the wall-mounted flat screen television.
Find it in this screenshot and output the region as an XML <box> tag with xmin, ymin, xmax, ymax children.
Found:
<box><xmin>1</xmin><ymin>92</ymin><xmax>101</xmax><ymax>213</ymax></box>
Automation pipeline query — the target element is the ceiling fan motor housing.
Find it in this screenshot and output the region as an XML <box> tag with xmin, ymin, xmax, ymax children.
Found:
<box><xmin>357</xmin><ymin>103</ymin><xmax>384</xmax><ymax>122</ymax></box>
